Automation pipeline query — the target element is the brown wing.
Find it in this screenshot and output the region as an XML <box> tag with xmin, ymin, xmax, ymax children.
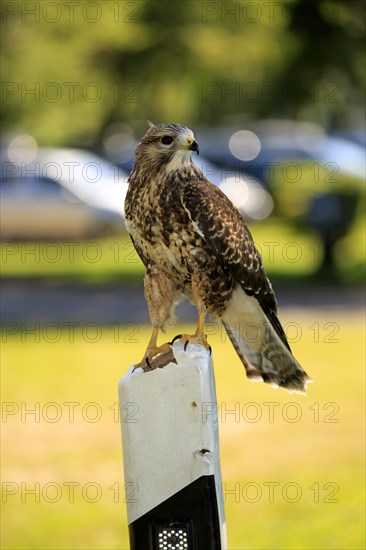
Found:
<box><xmin>129</xmin><ymin>235</ymin><xmax>150</xmax><ymax>268</ymax></box>
<box><xmin>180</xmin><ymin>176</ymin><xmax>291</xmax><ymax>351</ymax></box>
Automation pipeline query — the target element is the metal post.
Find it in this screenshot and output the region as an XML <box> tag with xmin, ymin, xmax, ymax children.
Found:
<box><xmin>119</xmin><ymin>341</ymin><xmax>227</xmax><ymax>549</ymax></box>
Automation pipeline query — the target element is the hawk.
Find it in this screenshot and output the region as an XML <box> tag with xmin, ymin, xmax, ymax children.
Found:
<box><xmin>125</xmin><ymin>122</ymin><xmax>312</xmax><ymax>394</ymax></box>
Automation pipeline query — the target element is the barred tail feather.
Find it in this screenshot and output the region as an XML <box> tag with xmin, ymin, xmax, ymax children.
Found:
<box><xmin>223</xmin><ymin>321</ymin><xmax>264</xmax><ymax>382</ymax></box>
<box><xmin>222</xmin><ymin>289</ymin><xmax>312</xmax><ymax>395</ymax></box>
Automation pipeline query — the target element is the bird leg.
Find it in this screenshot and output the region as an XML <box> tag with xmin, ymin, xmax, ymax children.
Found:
<box><xmin>133</xmin><ymin>327</ymin><xmax>175</xmax><ymax>372</ymax></box>
<box><xmin>133</xmin><ymin>268</ymin><xmax>177</xmax><ymax>372</ymax></box>
<box><xmin>171</xmin><ymin>309</ymin><xmax>212</xmax><ymax>355</ymax></box>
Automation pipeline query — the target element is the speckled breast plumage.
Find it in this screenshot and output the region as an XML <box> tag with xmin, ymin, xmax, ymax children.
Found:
<box><xmin>125</xmin><ymin>167</ymin><xmax>234</xmax><ymax>317</ymax></box>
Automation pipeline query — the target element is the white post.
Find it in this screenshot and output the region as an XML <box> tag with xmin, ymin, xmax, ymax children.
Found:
<box><xmin>119</xmin><ymin>341</ymin><xmax>227</xmax><ymax>549</ymax></box>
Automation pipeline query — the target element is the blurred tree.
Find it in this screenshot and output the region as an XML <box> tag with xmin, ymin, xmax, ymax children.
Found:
<box><xmin>271</xmin><ymin>162</ymin><xmax>364</xmax><ymax>277</ymax></box>
<box><xmin>272</xmin><ymin>0</ymin><xmax>366</xmax><ymax>129</ymax></box>
<box><xmin>1</xmin><ymin>0</ymin><xmax>365</xmax><ymax>145</ymax></box>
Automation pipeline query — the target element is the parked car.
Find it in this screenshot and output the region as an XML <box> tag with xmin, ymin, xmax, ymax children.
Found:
<box><xmin>196</xmin><ymin>120</ymin><xmax>365</xmax><ymax>184</ymax></box>
<box><xmin>0</xmin><ymin>148</ymin><xmax>129</xmax><ymax>240</ymax></box>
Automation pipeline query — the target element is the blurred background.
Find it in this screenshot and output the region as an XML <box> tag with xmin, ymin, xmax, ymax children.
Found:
<box><xmin>1</xmin><ymin>1</ymin><xmax>365</xmax><ymax>549</ymax></box>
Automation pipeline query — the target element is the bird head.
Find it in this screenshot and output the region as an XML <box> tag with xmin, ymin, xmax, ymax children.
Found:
<box><xmin>134</xmin><ymin>123</ymin><xmax>199</xmax><ymax>172</ymax></box>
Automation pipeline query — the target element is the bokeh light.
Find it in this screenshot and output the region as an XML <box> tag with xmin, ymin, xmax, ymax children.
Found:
<box><xmin>229</xmin><ymin>130</ymin><xmax>262</xmax><ymax>161</ymax></box>
<box><xmin>220</xmin><ymin>177</ymin><xmax>273</xmax><ymax>220</ymax></box>
<box><xmin>7</xmin><ymin>134</ymin><xmax>38</xmax><ymax>164</ymax></box>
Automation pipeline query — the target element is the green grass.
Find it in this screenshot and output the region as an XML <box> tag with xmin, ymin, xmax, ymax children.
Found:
<box><xmin>0</xmin><ymin>234</ymin><xmax>144</xmax><ymax>284</ymax></box>
<box><xmin>1</xmin><ymin>218</ymin><xmax>364</xmax><ymax>284</ymax></box>
<box><xmin>1</xmin><ymin>312</ymin><xmax>365</xmax><ymax>549</ymax></box>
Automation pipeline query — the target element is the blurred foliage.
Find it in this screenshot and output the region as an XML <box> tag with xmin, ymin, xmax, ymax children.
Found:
<box><xmin>1</xmin><ymin>0</ymin><xmax>365</xmax><ymax>145</ymax></box>
<box><xmin>270</xmin><ymin>161</ymin><xmax>365</xmax><ymax>273</ymax></box>
<box><xmin>271</xmin><ymin>161</ymin><xmax>364</xmax><ymax>219</ymax></box>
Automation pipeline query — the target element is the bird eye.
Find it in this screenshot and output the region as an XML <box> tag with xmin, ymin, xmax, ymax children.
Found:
<box><xmin>161</xmin><ymin>136</ymin><xmax>174</xmax><ymax>145</ymax></box>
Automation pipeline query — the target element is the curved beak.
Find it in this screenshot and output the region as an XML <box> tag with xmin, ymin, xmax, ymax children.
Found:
<box><xmin>189</xmin><ymin>140</ymin><xmax>199</xmax><ymax>155</ymax></box>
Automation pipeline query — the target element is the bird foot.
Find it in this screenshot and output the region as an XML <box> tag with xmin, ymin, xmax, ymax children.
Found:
<box><xmin>170</xmin><ymin>333</ymin><xmax>212</xmax><ymax>355</ymax></box>
<box><xmin>133</xmin><ymin>343</ymin><xmax>176</xmax><ymax>373</ymax></box>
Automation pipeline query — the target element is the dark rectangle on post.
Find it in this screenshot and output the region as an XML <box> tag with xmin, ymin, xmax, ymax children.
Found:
<box><xmin>129</xmin><ymin>475</ymin><xmax>222</xmax><ymax>550</ymax></box>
